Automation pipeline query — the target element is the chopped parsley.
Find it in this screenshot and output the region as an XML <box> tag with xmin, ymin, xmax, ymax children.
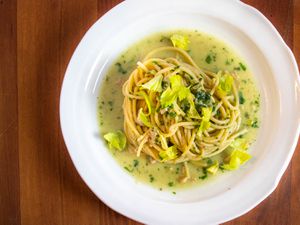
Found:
<box><xmin>205</xmin><ymin>55</ymin><xmax>212</xmax><ymax>64</ymax></box>
<box><xmin>149</xmin><ymin>174</ymin><xmax>155</xmax><ymax>183</ymax></box>
<box><xmin>168</xmin><ymin>182</ymin><xmax>174</xmax><ymax>187</ymax></box>
<box><xmin>239</xmin><ymin>62</ymin><xmax>247</xmax><ymax>71</ymax></box>
<box><xmin>133</xmin><ymin>159</ymin><xmax>139</xmax><ymax>167</ymax></box>
<box><xmin>108</xmin><ymin>101</ymin><xmax>113</xmax><ymax>107</ymax></box>
<box><xmin>205</xmin><ymin>52</ymin><xmax>216</xmax><ymax>64</ymax></box>
<box><xmin>251</xmin><ymin>120</ymin><xmax>259</xmax><ymax>128</ymax></box>
<box><xmin>168</xmin><ymin>111</ymin><xmax>177</xmax><ymax>118</ymax></box>
<box><xmin>206</xmin><ymin>158</ymin><xmax>213</xmax><ymax>166</ymax></box>
<box><xmin>175</xmin><ymin>167</ymin><xmax>180</xmax><ymax>174</ymax></box>
<box><xmin>124</xmin><ymin>166</ymin><xmax>133</xmax><ymax>172</ymax></box>
<box><xmin>115</xmin><ymin>62</ymin><xmax>127</xmax><ymax>74</ymax></box>
<box><xmin>239</xmin><ymin>91</ymin><xmax>245</xmax><ymax>104</ymax></box>
<box><xmin>194</xmin><ymin>91</ymin><xmax>212</xmax><ymax>109</ymax></box>
<box><xmin>199</xmin><ymin>168</ymin><xmax>208</xmax><ymax>180</ymax></box>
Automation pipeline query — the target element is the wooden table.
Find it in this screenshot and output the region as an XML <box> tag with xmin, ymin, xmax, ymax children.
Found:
<box><xmin>1</xmin><ymin>0</ymin><xmax>299</xmax><ymax>224</ymax></box>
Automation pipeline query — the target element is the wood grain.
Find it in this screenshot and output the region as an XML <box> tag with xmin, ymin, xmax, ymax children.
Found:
<box><xmin>0</xmin><ymin>0</ymin><xmax>19</xmax><ymax>225</ymax></box>
<box><xmin>18</xmin><ymin>0</ymin><xmax>64</xmax><ymax>224</ymax></box>
<box><xmin>58</xmin><ymin>1</ymin><xmax>101</xmax><ymax>225</ymax></box>
<box><xmin>0</xmin><ymin>0</ymin><xmax>299</xmax><ymax>224</ymax></box>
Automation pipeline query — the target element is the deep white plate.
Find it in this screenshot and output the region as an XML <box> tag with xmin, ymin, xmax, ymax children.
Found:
<box><xmin>60</xmin><ymin>0</ymin><xmax>300</xmax><ymax>224</ymax></box>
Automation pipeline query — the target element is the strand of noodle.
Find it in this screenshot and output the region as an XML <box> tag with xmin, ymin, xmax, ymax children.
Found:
<box><xmin>137</xmin><ymin>61</ymin><xmax>149</xmax><ymax>72</ymax></box>
<box><xmin>143</xmin><ymin>46</ymin><xmax>199</xmax><ymax>69</ymax></box>
<box><xmin>137</xmin><ymin>133</ymin><xmax>149</xmax><ymax>157</ymax></box>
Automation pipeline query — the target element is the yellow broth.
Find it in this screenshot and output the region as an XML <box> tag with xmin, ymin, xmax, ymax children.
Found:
<box><xmin>98</xmin><ymin>30</ymin><xmax>260</xmax><ymax>192</ymax></box>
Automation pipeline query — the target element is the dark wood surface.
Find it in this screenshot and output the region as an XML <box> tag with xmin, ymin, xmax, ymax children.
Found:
<box><xmin>0</xmin><ymin>0</ymin><xmax>299</xmax><ymax>224</ymax></box>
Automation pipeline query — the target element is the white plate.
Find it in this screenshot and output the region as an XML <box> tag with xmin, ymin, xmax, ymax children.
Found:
<box><xmin>60</xmin><ymin>0</ymin><xmax>300</xmax><ymax>224</ymax></box>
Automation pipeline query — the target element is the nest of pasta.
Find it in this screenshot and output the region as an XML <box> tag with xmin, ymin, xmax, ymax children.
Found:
<box><xmin>122</xmin><ymin>46</ymin><xmax>246</xmax><ymax>164</ymax></box>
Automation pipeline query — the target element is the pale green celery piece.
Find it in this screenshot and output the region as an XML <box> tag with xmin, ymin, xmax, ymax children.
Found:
<box><xmin>160</xmin><ymin>75</ymin><xmax>191</xmax><ymax>107</ymax></box>
<box><xmin>217</xmin><ymin>72</ymin><xmax>234</xmax><ymax>96</ymax></box>
<box><xmin>160</xmin><ymin>87</ymin><xmax>178</xmax><ymax>108</ymax></box>
<box><xmin>223</xmin><ymin>150</ymin><xmax>251</xmax><ymax>170</ymax></box>
<box><xmin>198</xmin><ymin>107</ymin><xmax>212</xmax><ymax>132</ymax></box>
<box><xmin>207</xmin><ymin>161</ymin><xmax>219</xmax><ymax>174</ymax></box>
<box><xmin>170</xmin><ymin>34</ymin><xmax>190</xmax><ymax>50</ymax></box>
<box><xmin>141</xmin><ymin>74</ymin><xmax>163</xmax><ymax>92</ymax></box>
<box><xmin>159</xmin><ymin>146</ymin><xmax>178</xmax><ymax>161</ymax></box>
<box><xmin>138</xmin><ymin>108</ymin><xmax>152</xmax><ymax>127</ymax></box>
<box><xmin>138</xmin><ymin>91</ymin><xmax>153</xmax><ymax>115</ymax></box>
<box><xmin>230</xmin><ymin>138</ymin><xmax>249</xmax><ymax>151</ymax></box>
<box><xmin>104</xmin><ymin>130</ymin><xmax>127</xmax><ymax>151</ymax></box>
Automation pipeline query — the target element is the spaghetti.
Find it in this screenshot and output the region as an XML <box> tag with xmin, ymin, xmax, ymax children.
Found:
<box><xmin>122</xmin><ymin>46</ymin><xmax>246</xmax><ymax>164</ymax></box>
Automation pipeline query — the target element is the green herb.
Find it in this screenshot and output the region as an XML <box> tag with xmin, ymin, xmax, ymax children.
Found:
<box><xmin>115</xmin><ymin>62</ymin><xmax>127</xmax><ymax>74</ymax></box>
<box><xmin>199</xmin><ymin>174</ymin><xmax>207</xmax><ymax>180</ymax></box>
<box><xmin>244</xmin><ymin>112</ymin><xmax>249</xmax><ymax>119</ymax></box>
<box><xmin>168</xmin><ymin>182</ymin><xmax>174</xmax><ymax>187</ymax></box>
<box><xmin>219</xmin><ymin>164</ymin><xmax>225</xmax><ymax>172</ymax></box>
<box><xmin>251</xmin><ymin>120</ymin><xmax>259</xmax><ymax>128</ymax></box>
<box><xmin>133</xmin><ymin>159</ymin><xmax>139</xmax><ymax>167</ymax></box>
<box><xmin>194</xmin><ymin>91</ymin><xmax>212</xmax><ymax>109</ymax></box>
<box><xmin>168</xmin><ymin>111</ymin><xmax>177</xmax><ymax>118</ymax></box>
<box><xmin>206</xmin><ymin>158</ymin><xmax>213</xmax><ymax>165</ymax></box>
<box><xmin>172</xmin><ymin>191</ymin><xmax>176</xmax><ymax>195</ymax></box>
<box><xmin>205</xmin><ymin>52</ymin><xmax>217</xmax><ymax>64</ymax></box>
<box><xmin>180</xmin><ymin>99</ymin><xmax>190</xmax><ymax>113</ymax></box>
<box><xmin>124</xmin><ymin>166</ymin><xmax>133</xmax><ymax>172</ymax></box>
<box><xmin>239</xmin><ymin>91</ymin><xmax>245</xmax><ymax>104</ymax></box>
<box><xmin>205</xmin><ymin>55</ymin><xmax>212</xmax><ymax>64</ymax></box>
<box><xmin>199</xmin><ymin>168</ymin><xmax>208</xmax><ymax>180</ymax></box>
<box><xmin>254</xmin><ymin>97</ymin><xmax>260</xmax><ymax>107</ymax></box>
<box><xmin>175</xmin><ymin>167</ymin><xmax>180</xmax><ymax>174</ymax></box>
<box><xmin>234</xmin><ymin>67</ymin><xmax>241</xmax><ymax>71</ymax></box>
<box><xmin>108</xmin><ymin>101</ymin><xmax>113</xmax><ymax>107</ymax></box>
<box><xmin>161</xmin><ymin>80</ymin><xmax>168</xmax><ymax>90</ymax></box>
<box><xmin>149</xmin><ymin>174</ymin><xmax>155</xmax><ymax>183</ymax></box>
<box><xmin>160</xmin><ymin>36</ymin><xmax>169</xmax><ymax>43</ymax></box>
<box><xmin>239</xmin><ymin>62</ymin><xmax>247</xmax><ymax>71</ymax></box>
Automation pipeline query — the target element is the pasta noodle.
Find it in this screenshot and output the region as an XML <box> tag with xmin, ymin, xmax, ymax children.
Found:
<box><xmin>122</xmin><ymin>46</ymin><xmax>246</xmax><ymax>164</ymax></box>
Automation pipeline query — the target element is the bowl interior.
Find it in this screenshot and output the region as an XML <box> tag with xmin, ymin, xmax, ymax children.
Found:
<box><xmin>73</xmin><ymin>12</ymin><xmax>280</xmax><ymax>202</ymax></box>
